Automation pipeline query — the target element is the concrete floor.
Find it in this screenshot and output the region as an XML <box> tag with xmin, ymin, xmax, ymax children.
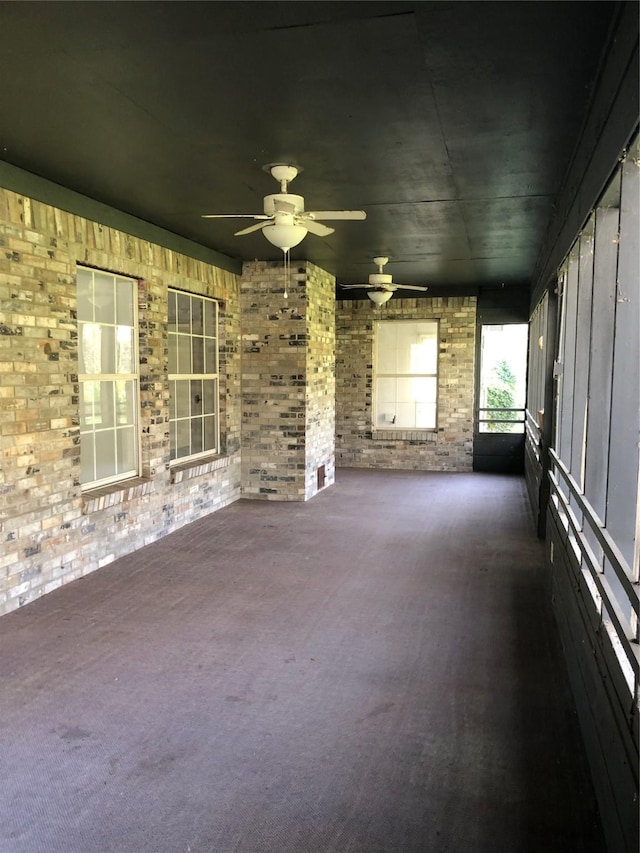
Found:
<box><xmin>0</xmin><ymin>469</ymin><xmax>604</xmax><ymax>852</ymax></box>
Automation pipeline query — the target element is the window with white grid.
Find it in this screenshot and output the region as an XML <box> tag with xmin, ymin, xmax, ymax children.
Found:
<box><xmin>168</xmin><ymin>289</ymin><xmax>219</xmax><ymax>462</ymax></box>
<box><xmin>77</xmin><ymin>267</ymin><xmax>139</xmax><ymax>488</ymax></box>
<box><xmin>374</xmin><ymin>320</ymin><xmax>438</xmax><ymax>430</ymax></box>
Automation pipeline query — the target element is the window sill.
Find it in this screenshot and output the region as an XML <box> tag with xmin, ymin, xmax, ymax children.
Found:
<box><xmin>372</xmin><ymin>429</ymin><xmax>437</xmax><ymax>442</ymax></box>
<box><xmin>170</xmin><ymin>454</ymin><xmax>229</xmax><ymax>484</ymax></box>
<box><xmin>81</xmin><ymin>477</ymin><xmax>153</xmax><ymax>514</ymax></box>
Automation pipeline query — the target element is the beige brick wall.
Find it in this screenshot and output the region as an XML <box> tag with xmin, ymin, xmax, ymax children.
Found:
<box><xmin>336</xmin><ymin>297</ymin><xmax>476</xmax><ymax>471</ymax></box>
<box><xmin>240</xmin><ymin>260</ymin><xmax>335</xmax><ymax>500</ymax></box>
<box><xmin>0</xmin><ymin>185</ymin><xmax>475</xmax><ymax>618</ymax></box>
<box><xmin>304</xmin><ymin>262</ymin><xmax>336</xmax><ymax>496</ymax></box>
<box><xmin>0</xmin><ymin>188</ymin><xmax>241</xmax><ymax>616</ymax></box>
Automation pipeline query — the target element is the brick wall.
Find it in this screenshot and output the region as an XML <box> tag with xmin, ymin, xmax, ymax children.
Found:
<box><xmin>0</xmin><ymin>188</ymin><xmax>241</xmax><ymax>616</ymax></box>
<box><xmin>240</xmin><ymin>260</ymin><xmax>335</xmax><ymax>500</ymax></box>
<box><xmin>336</xmin><ymin>297</ymin><xmax>476</xmax><ymax>471</ymax></box>
<box><xmin>0</xmin><ymin>186</ymin><xmax>475</xmax><ymax>617</ymax></box>
<box><xmin>304</xmin><ymin>262</ymin><xmax>336</xmax><ymax>496</ymax></box>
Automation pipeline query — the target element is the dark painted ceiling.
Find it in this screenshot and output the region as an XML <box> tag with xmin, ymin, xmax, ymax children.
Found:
<box><xmin>0</xmin><ymin>1</ymin><xmax>619</xmax><ymax>291</ymax></box>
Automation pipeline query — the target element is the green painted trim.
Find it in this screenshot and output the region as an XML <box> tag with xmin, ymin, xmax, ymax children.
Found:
<box><xmin>0</xmin><ymin>160</ymin><xmax>242</xmax><ymax>275</ymax></box>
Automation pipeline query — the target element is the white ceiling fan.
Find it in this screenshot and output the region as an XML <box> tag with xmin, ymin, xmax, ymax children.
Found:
<box><xmin>340</xmin><ymin>257</ymin><xmax>429</xmax><ymax>304</ymax></box>
<box><xmin>202</xmin><ymin>163</ymin><xmax>367</xmax><ymax>252</ymax></box>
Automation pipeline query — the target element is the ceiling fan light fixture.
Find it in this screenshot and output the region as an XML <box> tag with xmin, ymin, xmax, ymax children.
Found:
<box><xmin>367</xmin><ymin>290</ymin><xmax>393</xmax><ymax>305</ymax></box>
<box><xmin>262</xmin><ymin>222</ymin><xmax>307</xmax><ymax>251</ymax></box>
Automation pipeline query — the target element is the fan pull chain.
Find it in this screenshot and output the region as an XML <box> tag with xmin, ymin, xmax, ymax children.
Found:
<box><xmin>283</xmin><ymin>249</ymin><xmax>289</xmax><ymax>299</ymax></box>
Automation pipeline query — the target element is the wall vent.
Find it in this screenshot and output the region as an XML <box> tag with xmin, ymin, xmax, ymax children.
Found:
<box><xmin>317</xmin><ymin>465</ymin><xmax>326</xmax><ymax>490</ymax></box>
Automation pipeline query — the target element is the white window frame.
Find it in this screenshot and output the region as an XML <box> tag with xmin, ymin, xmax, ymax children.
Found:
<box><xmin>373</xmin><ymin>319</ymin><xmax>439</xmax><ymax>431</ymax></box>
<box><xmin>168</xmin><ymin>289</ymin><xmax>220</xmax><ymax>464</ymax></box>
<box><xmin>77</xmin><ymin>266</ymin><xmax>140</xmax><ymax>490</ymax></box>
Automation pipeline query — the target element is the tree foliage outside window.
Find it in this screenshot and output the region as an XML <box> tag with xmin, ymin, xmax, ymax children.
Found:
<box><xmin>486</xmin><ymin>360</ymin><xmax>517</xmax><ymax>431</ymax></box>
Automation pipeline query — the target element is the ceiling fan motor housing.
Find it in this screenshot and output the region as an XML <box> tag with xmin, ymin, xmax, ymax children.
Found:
<box><xmin>264</xmin><ymin>193</ymin><xmax>305</xmax><ymax>215</ymax></box>
<box><xmin>369</xmin><ymin>273</ymin><xmax>393</xmax><ymax>287</ymax></box>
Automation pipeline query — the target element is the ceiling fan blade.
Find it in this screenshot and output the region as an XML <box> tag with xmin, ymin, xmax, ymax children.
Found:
<box><xmin>305</xmin><ymin>210</ymin><xmax>367</xmax><ymax>221</ymax></box>
<box><xmin>201</xmin><ymin>213</ymin><xmax>270</xmax><ymax>219</ymax></box>
<box><xmin>304</xmin><ymin>220</ymin><xmax>334</xmax><ymax>237</ymax></box>
<box><xmin>394</xmin><ymin>284</ymin><xmax>429</xmax><ymax>291</ymax></box>
<box><xmin>234</xmin><ymin>221</ymin><xmax>269</xmax><ymax>236</ymax></box>
<box><xmin>339</xmin><ymin>284</ymin><xmax>369</xmax><ymax>289</ymax></box>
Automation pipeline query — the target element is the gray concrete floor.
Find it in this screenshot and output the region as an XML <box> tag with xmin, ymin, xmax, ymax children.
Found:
<box><xmin>0</xmin><ymin>469</ymin><xmax>604</xmax><ymax>852</ymax></box>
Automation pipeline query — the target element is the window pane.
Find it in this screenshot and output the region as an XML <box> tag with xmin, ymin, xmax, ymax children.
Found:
<box><xmin>411</xmin><ymin>338</ymin><xmax>437</xmax><ymax>374</ymax></box>
<box><xmin>116</xmin><ymin>326</ymin><xmax>135</xmax><ymax>373</ymax></box>
<box><xmin>170</xmin><ymin>421</ymin><xmax>177</xmax><ymax>460</ymax></box>
<box><xmin>191</xmin><ymin>298</ymin><xmax>203</xmax><ymax>335</ymax></box>
<box><xmin>192</xmin><ymin>336</ymin><xmax>204</xmax><ymax>373</ymax></box>
<box><xmin>80</xmin><ymin>382</ymin><xmax>94</xmax><ymax>427</ymax></box>
<box><xmin>176</xmin><ymin>419</ymin><xmax>190</xmax><ymax>458</ymax></box>
<box><xmin>80</xmin><ymin>323</ymin><xmax>102</xmax><ymax>374</ymax></box>
<box><xmin>96</xmin><ymin>381</ymin><xmax>115</xmax><ymax>429</ymax></box>
<box><xmin>422</xmin><ymin>376</ymin><xmax>437</xmax><ymax>403</ymax></box>
<box><xmin>95</xmin><ymin>430</ymin><xmax>116</xmax><ymax>480</ymax></box>
<box><xmin>191</xmin><ymin>417</ymin><xmax>203</xmax><ymax>455</ymax></box>
<box><xmin>191</xmin><ymin>379</ymin><xmax>203</xmax><ymax>415</ymax></box>
<box><xmin>205</xmin><ymin>339</ymin><xmax>217</xmax><ymax>374</ymax></box>
<box><xmin>396</xmin><ymin>377</ymin><xmax>436</xmax><ymax>404</ymax></box>
<box><xmin>203</xmin><ymin>379</ymin><xmax>217</xmax><ymax>415</ymax></box>
<box><xmin>377</xmin><ymin>323</ymin><xmax>396</xmax><ymax>351</ymax></box>
<box><xmin>416</xmin><ymin>402</ymin><xmax>436</xmax><ymax>429</ymax></box>
<box><xmin>396</xmin><ymin>402</ymin><xmax>417</xmax><ymax>428</ymax></box>
<box><xmin>376</xmin><ymin>377</ymin><xmax>396</xmax><ymax>405</ymax></box>
<box><xmin>378</xmin><ymin>346</ymin><xmax>399</xmax><ymax>374</ymax></box>
<box><xmin>203</xmin><ymin>415</ymin><xmax>216</xmax><ymax>451</ymax></box>
<box><xmin>80</xmin><ymin>432</ymin><xmax>95</xmax><ymax>483</ymax></box>
<box><xmin>116</xmin><ymin>280</ymin><xmax>134</xmax><ymax>326</ymax></box>
<box><xmin>168</xmin><ymin>333</ymin><xmax>178</xmax><ymax>374</ymax></box>
<box><xmin>168</xmin><ymin>290</ymin><xmax>176</xmax><ymax>327</ymax></box>
<box><xmin>100</xmin><ymin>326</ymin><xmax>116</xmax><ymax>374</ymax></box>
<box><xmin>175</xmin><ymin>380</ymin><xmax>190</xmax><ymax>418</ymax></box>
<box><xmin>375</xmin><ymin>400</ymin><xmax>397</xmax><ymax>427</ymax></box>
<box><xmin>115</xmin><ymin>380</ymin><xmax>135</xmax><ymax>426</ymax></box>
<box><xmin>94</xmin><ymin>273</ymin><xmax>115</xmax><ymax>324</ymax></box>
<box><xmin>77</xmin><ymin>270</ymin><xmax>93</xmax><ymax>321</ymax></box>
<box><xmin>169</xmin><ymin>380</ymin><xmax>176</xmax><ymax>421</ymax></box>
<box><xmin>116</xmin><ymin>427</ymin><xmax>137</xmax><ymax>474</ymax></box>
<box><xmin>177</xmin><ymin>293</ymin><xmax>190</xmax><ymax>333</ymax></box>
<box><xmin>204</xmin><ymin>300</ymin><xmax>217</xmax><ymax>338</ymax></box>
<box><xmin>177</xmin><ymin>335</ymin><xmax>191</xmax><ymax>373</ymax></box>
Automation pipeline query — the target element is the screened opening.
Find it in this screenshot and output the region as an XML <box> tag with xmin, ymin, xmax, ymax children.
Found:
<box><xmin>478</xmin><ymin>324</ymin><xmax>528</xmax><ymax>433</ymax></box>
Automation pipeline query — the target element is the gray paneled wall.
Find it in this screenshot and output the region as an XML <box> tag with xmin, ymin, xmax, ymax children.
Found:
<box><xmin>526</xmin><ymin>134</ymin><xmax>639</xmax><ymax>852</ymax></box>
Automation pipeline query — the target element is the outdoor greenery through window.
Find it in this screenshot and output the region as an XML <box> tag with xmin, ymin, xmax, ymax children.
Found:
<box><xmin>168</xmin><ymin>289</ymin><xmax>219</xmax><ymax>462</ymax></box>
<box><xmin>478</xmin><ymin>324</ymin><xmax>528</xmax><ymax>433</ymax></box>
<box><xmin>77</xmin><ymin>267</ymin><xmax>139</xmax><ymax>488</ymax></box>
<box><xmin>374</xmin><ymin>320</ymin><xmax>438</xmax><ymax>429</ymax></box>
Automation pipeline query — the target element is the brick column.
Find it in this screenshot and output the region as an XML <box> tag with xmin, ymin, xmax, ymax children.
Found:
<box><xmin>240</xmin><ymin>260</ymin><xmax>335</xmax><ymax>500</ymax></box>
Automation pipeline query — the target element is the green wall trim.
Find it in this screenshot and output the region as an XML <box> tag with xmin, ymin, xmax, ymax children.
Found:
<box><xmin>0</xmin><ymin>160</ymin><xmax>242</xmax><ymax>275</ymax></box>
